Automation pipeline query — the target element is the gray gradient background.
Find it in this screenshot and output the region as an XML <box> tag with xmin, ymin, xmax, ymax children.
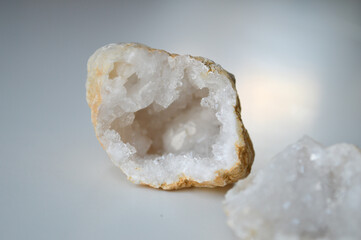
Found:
<box><xmin>1</xmin><ymin>0</ymin><xmax>361</xmax><ymax>239</ymax></box>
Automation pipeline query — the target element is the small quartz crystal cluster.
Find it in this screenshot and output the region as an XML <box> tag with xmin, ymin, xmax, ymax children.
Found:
<box><xmin>86</xmin><ymin>43</ymin><xmax>254</xmax><ymax>190</ymax></box>
<box><xmin>224</xmin><ymin>136</ymin><xmax>361</xmax><ymax>240</ymax></box>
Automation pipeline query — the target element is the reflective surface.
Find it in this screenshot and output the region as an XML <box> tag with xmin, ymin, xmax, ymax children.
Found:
<box><xmin>1</xmin><ymin>1</ymin><xmax>360</xmax><ymax>239</ymax></box>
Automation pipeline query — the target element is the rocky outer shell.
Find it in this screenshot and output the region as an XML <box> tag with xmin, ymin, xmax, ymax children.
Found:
<box><xmin>86</xmin><ymin>43</ymin><xmax>255</xmax><ymax>190</ymax></box>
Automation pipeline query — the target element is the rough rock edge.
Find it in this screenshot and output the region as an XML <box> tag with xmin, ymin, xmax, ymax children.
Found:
<box><xmin>86</xmin><ymin>43</ymin><xmax>255</xmax><ymax>190</ymax></box>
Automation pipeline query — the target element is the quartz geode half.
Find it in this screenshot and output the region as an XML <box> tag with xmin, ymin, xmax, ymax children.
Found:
<box><xmin>224</xmin><ymin>136</ymin><xmax>361</xmax><ymax>239</ymax></box>
<box><xmin>86</xmin><ymin>43</ymin><xmax>254</xmax><ymax>190</ymax></box>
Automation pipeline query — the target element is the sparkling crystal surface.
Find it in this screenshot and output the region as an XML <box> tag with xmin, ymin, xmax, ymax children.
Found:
<box><xmin>224</xmin><ymin>136</ymin><xmax>361</xmax><ymax>240</ymax></box>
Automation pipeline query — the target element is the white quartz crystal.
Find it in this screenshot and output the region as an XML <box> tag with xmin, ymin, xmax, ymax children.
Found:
<box><xmin>224</xmin><ymin>136</ymin><xmax>361</xmax><ymax>240</ymax></box>
<box><xmin>86</xmin><ymin>43</ymin><xmax>254</xmax><ymax>189</ymax></box>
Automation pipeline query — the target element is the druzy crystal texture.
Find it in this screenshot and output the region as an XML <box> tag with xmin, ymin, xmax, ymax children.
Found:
<box><xmin>224</xmin><ymin>136</ymin><xmax>361</xmax><ymax>240</ymax></box>
<box><xmin>86</xmin><ymin>43</ymin><xmax>254</xmax><ymax>190</ymax></box>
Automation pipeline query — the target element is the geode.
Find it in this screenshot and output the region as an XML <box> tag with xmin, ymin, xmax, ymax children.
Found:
<box><xmin>86</xmin><ymin>43</ymin><xmax>254</xmax><ymax>190</ymax></box>
<box><xmin>224</xmin><ymin>136</ymin><xmax>361</xmax><ymax>239</ymax></box>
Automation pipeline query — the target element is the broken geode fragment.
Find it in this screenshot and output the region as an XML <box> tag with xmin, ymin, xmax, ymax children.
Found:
<box><xmin>224</xmin><ymin>136</ymin><xmax>361</xmax><ymax>239</ymax></box>
<box><xmin>86</xmin><ymin>43</ymin><xmax>254</xmax><ymax>190</ymax></box>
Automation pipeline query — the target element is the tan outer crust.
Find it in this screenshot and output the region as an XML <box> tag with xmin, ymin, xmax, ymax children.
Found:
<box><xmin>86</xmin><ymin>43</ymin><xmax>255</xmax><ymax>190</ymax></box>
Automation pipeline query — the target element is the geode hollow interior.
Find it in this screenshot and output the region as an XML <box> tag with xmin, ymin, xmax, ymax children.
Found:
<box><xmin>86</xmin><ymin>43</ymin><xmax>254</xmax><ymax>190</ymax></box>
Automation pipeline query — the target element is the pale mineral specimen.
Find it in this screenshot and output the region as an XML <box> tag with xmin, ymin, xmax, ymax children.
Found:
<box><xmin>86</xmin><ymin>43</ymin><xmax>254</xmax><ymax>190</ymax></box>
<box><xmin>224</xmin><ymin>136</ymin><xmax>361</xmax><ymax>240</ymax></box>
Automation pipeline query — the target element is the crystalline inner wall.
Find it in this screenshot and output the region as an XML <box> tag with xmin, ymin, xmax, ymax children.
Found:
<box><xmin>108</xmin><ymin>72</ymin><xmax>221</xmax><ymax>158</ymax></box>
